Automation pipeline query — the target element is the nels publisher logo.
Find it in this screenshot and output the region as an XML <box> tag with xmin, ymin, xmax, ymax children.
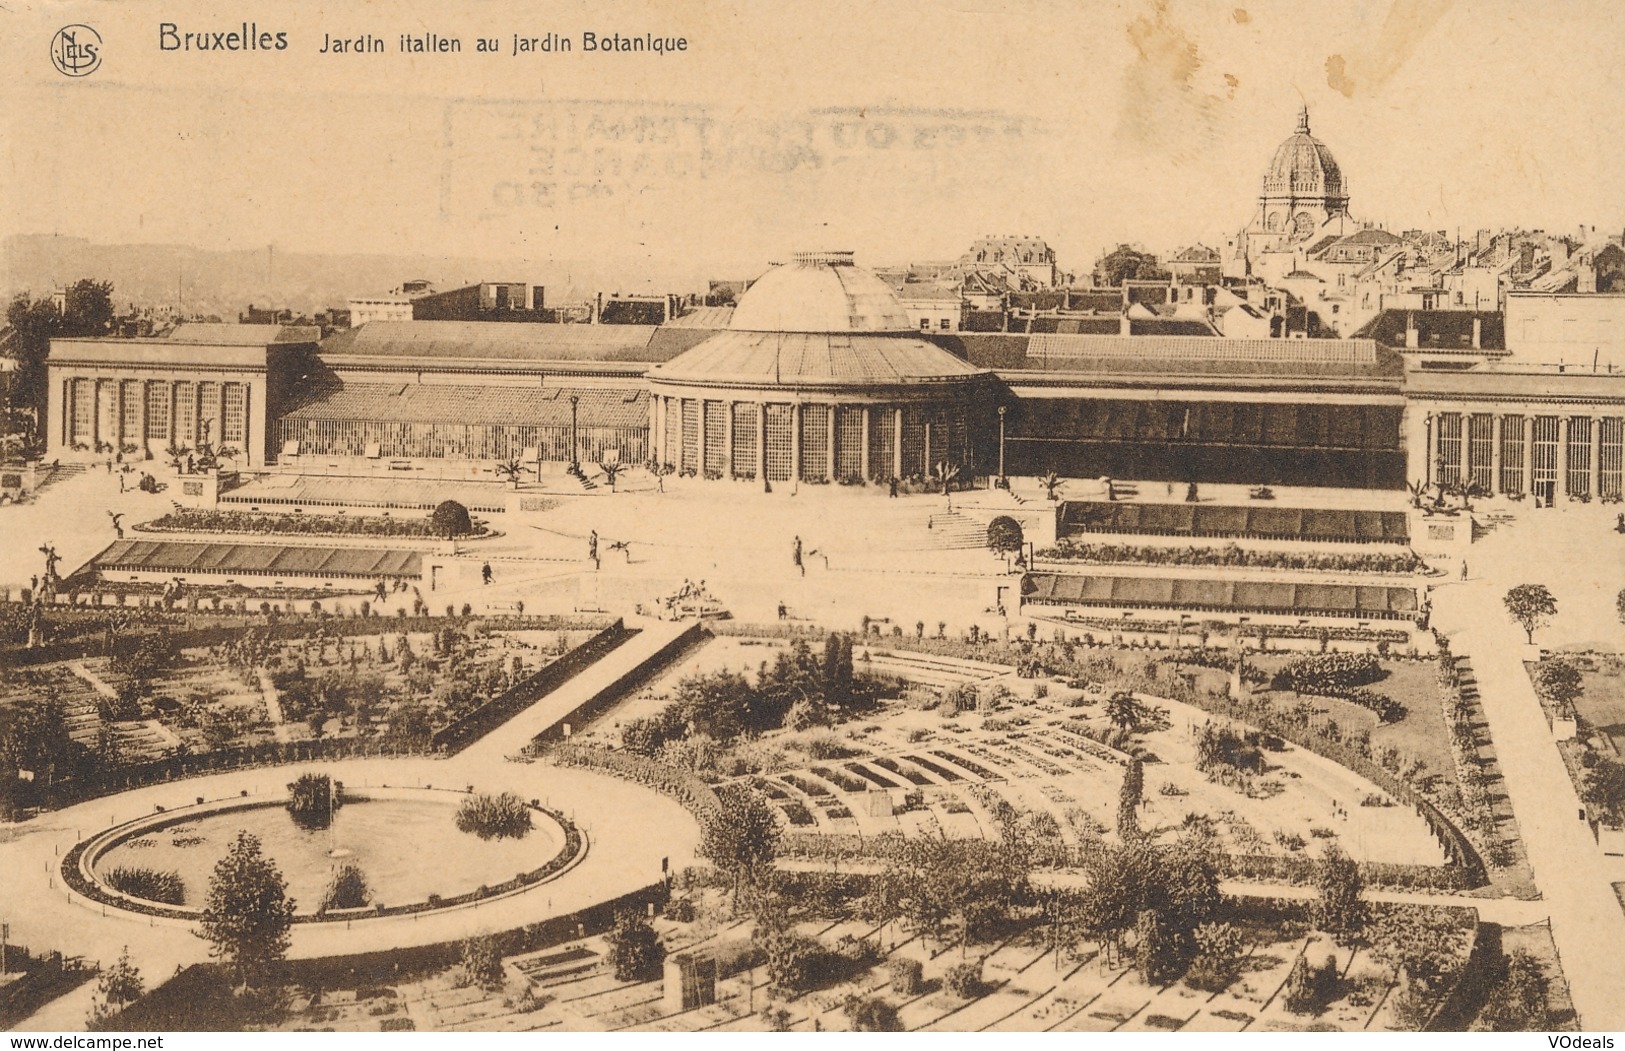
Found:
<box><xmin>50</xmin><ymin>24</ymin><xmax>102</xmax><ymax>77</ymax></box>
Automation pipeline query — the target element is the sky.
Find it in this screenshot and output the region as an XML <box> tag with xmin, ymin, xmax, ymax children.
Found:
<box><xmin>3</xmin><ymin>0</ymin><xmax>1623</xmax><ymax>286</ymax></box>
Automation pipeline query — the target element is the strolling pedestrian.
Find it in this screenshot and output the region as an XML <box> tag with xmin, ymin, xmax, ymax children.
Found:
<box><xmin>793</xmin><ymin>535</ymin><xmax>803</xmax><ymax>576</ymax></box>
<box><xmin>482</xmin><ymin>562</ymin><xmax>493</xmax><ymax>585</ymax></box>
<box><xmin>1460</xmin><ymin>561</ymin><xmax>1468</xmax><ymax>581</ymax></box>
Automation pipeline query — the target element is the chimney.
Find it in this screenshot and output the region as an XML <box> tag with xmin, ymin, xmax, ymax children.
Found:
<box><xmin>1471</xmin><ymin>316</ymin><xmax>1482</xmax><ymax>350</ymax></box>
<box><xmin>1405</xmin><ymin>312</ymin><xmax>1419</xmax><ymax>348</ymax></box>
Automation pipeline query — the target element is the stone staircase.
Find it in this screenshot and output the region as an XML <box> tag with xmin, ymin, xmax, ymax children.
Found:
<box><xmin>31</xmin><ymin>462</ymin><xmax>87</xmax><ymax>496</ymax></box>
<box><xmin>1472</xmin><ymin>511</ymin><xmax>1518</xmax><ymax>541</ymax></box>
<box><xmin>921</xmin><ymin>510</ymin><xmax>986</xmax><ymax>550</ymax></box>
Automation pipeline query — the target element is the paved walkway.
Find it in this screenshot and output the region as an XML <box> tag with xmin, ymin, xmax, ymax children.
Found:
<box><xmin>461</xmin><ymin>618</ymin><xmax>696</xmax><ymax>763</ymax></box>
<box><xmin>1433</xmin><ymin>578</ymin><xmax>1625</xmax><ymax>1030</ymax></box>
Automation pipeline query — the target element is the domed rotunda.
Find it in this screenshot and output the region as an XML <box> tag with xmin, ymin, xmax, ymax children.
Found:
<box><xmin>646</xmin><ymin>251</ymin><xmax>992</xmax><ymax>485</ymax></box>
<box><xmin>1228</xmin><ymin>106</ymin><xmax>1361</xmax><ymax>277</ymax></box>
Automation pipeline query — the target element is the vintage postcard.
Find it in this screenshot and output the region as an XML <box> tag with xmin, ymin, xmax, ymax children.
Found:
<box><xmin>1</xmin><ymin>0</ymin><xmax>1622</xmax><ymax>1038</ymax></box>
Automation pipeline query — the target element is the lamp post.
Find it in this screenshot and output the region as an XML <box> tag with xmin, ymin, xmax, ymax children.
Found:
<box><xmin>997</xmin><ymin>405</ymin><xmax>1007</xmax><ymax>482</ymax></box>
<box><xmin>1423</xmin><ymin>412</ymin><xmax>1434</xmax><ymax>488</ymax></box>
<box><xmin>569</xmin><ymin>395</ymin><xmax>580</xmax><ymax>470</ymax></box>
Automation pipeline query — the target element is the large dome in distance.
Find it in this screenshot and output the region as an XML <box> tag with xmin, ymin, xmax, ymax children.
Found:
<box><xmin>727</xmin><ymin>251</ymin><xmax>913</xmax><ymax>334</ymax></box>
<box><xmin>1262</xmin><ymin>106</ymin><xmax>1346</xmax><ymax>200</ymax></box>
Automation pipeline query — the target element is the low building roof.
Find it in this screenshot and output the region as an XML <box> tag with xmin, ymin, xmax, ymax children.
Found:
<box><xmin>318</xmin><ymin>320</ymin><xmax>662</xmax><ymax>365</ymax></box>
<box><xmin>278</xmin><ymin>381</ymin><xmax>648</xmax><ymax>428</ymax></box>
<box><xmin>90</xmin><ymin>540</ymin><xmax>422</xmax><ymax>579</ymax></box>
<box><xmin>166</xmin><ymin>323</ymin><xmax>320</xmax><ymax>344</ymax></box>
<box><xmin>646</xmin><ymin>330</ymin><xmax>986</xmax><ymax>390</ymax></box>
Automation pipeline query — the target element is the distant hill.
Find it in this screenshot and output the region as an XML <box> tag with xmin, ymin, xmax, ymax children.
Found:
<box><xmin>0</xmin><ymin>234</ymin><xmax>705</xmax><ymax>318</ymax></box>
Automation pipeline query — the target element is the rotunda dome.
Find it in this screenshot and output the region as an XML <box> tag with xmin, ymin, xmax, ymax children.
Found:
<box><xmin>727</xmin><ymin>250</ymin><xmax>913</xmax><ymax>333</ymax></box>
<box><xmin>1261</xmin><ymin>107</ymin><xmax>1345</xmax><ymax>199</ymax></box>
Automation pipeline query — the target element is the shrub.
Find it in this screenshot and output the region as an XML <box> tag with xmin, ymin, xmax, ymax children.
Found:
<box><xmin>455</xmin><ymin>792</ymin><xmax>533</xmax><ymax>841</ymax></box>
<box><xmin>323</xmin><ymin>863</ymin><xmax>371</xmax><ymax>911</ymax></box>
<box><xmin>606</xmin><ymin>908</ymin><xmax>666</xmax><ymax>981</ymax></box>
<box><xmin>888</xmin><ymin>957</ymin><xmax>924</xmax><ymax>996</ymax></box>
<box><xmin>1276</xmin><ymin>653</ymin><xmax>1383</xmax><ymax>694</ymax></box>
<box><xmin>105</xmin><ymin>865</ymin><xmax>186</xmax><ymax>905</ymax></box>
<box><xmin>1183</xmin><ymin>922</ymin><xmax>1244</xmax><ymax>992</ymax></box>
<box><xmin>843</xmin><ymin>993</ymin><xmax>903</xmax><ymax>1032</ymax></box>
<box><xmin>986</xmin><ymin>516</ymin><xmax>1024</xmax><ymax>554</ymax></box>
<box><xmin>456</xmin><ymin>935</ymin><xmax>505</xmax><ymax>991</ymax></box>
<box><xmin>944</xmin><ymin>960</ymin><xmax>984</xmax><ymax>998</ymax></box>
<box><xmin>286</xmin><ymin>772</ymin><xmax>341</xmax><ymax>830</ymax></box>
<box><xmin>1283</xmin><ymin>953</ymin><xmax>1339</xmax><ymax>1015</ymax></box>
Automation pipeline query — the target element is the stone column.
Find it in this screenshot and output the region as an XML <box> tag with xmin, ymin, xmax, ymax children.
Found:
<box><xmin>756</xmin><ymin>404</ymin><xmax>767</xmax><ymax>482</ymax></box>
<box><xmin>826</xmin><ymin>404</ymin><xmax>837</xmax><ymax>480</ymax></box>
<box><xmin>893</xmin><ymin>407</ymin><xmax>904</xmax><ymax>480</ymax></box>
<box><xmin>1590</xmin><ymin>414</ymin><xmax>1602</xmax><ymax>497</ymax></box>
<box><xmin>1490</xmin><ymin>415</ymin><xmax>1504</xmax><ymax>495</ymax></box>
<box><xmin>790</xmin><ymin>402</ymin><xmax>801</xmax><ymax>483</ymax></box>
<box><xmin>1521</xmin><ymin>410</ymin><xmax>1534</xmax><ymax>493</ymax></box>
<box><xmin>859</xmin><ymin>406</ymin><xmax>871</xmax><ymax>481</ymax></box>
<box><xmin>1559</xmin><ymin>416</ymin><xmax>1570</xmax><ymax>495</ymax></box>
<box><xmin>695</xmin><ymin>399</ymin><xmax>707</xmax><ymax>477</ymax></box>
<box><xmin>724</xmin><ymin>401</ymin><xmax>735</xmax><ymax>478</ymax></box>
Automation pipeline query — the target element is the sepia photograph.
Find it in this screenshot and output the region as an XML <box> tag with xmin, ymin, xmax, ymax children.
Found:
<box><xmin>1</xmin><ymin>0</ymin><xmax>1623</xmax><ymax>1039</ymax></box>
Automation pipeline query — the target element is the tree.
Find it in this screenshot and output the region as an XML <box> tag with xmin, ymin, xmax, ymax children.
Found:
<box><xmin>701</xmin><ymin>785</ymin><xmax>780</xmax><ymax>904</ymax></box>
<box><xmin>1094</xmin><ymin>244</ymin><xmax>1168</xmax><ymax>286</ymax></box>
<box><xmin>1311</xmin><ymin>843</ymin><xmax>1366</xmax><ymax>941</ymax></box>
<box><xmin>1117</xmin><ymin>757</ymin><xmax>1143</xmax><ymax>840</ymax></box>
<box><xmin>1134</xmin><ymin>908</ymin><xmax>1181</xmax><ymax>985</ymax></box>
<box><xmin>6</xmin><ymin>280</ymin><xmax>112</xmax><ymax>436</ymax></box>
<box><xmin>1531</xmin><ymin>658</ymin><xmax>1584</xmax><ymax>714</ymax></box>
<box><xmin>61</xmin><ymin>279</ymin><xmax>115</xmax><ymax>337</ymax></box>
<box><xmin>600</xmin><ymin>461</ymin><xmax>623</xmax><ymax>492</ymax></box>
<box><xmin>1040</xmin><ymin>470</ymin><xmax>1063</xmax><ymax>501</ymax></box>
<box><xmin>87</xmin><ymin>946</ymin><xmax>145</xmax><ymax>1028</ymax></box>
<box><xmin>1183</xmin><ymin>922</ymin><xmax>1245</xmax><ymax>992</ymax></box>
<box><xmin>1106</xmin><ymin>690</ymin><xmax>1150</xmax><ymax>732</ymax></box>
<box><xmin>986</xmin><ymin>515</ymin><xmax>1024</xmax><ymax>555</ymax></box>
<box><xmin>1479</xmin><ymin>949</ymin><xmax>1551</xmax><ymax>1031</ymax></box>
<box><xmin>457</xmin><ymin>934</ymin><xmax>506</xmax><ymax>990</ymax></box>
<box><xmin>606</xmin><ymin>908</ymin><xmax>666</xmax><ymax>981</ymax></box>
<box><xmin>494</xmin><ymin>459</ymin><xmax>525</xmax><ymax>489</ymax></box>
<box><xmin>1617</xmin><ymin>587</ymin><xmax>1625</xmax><ymax>629</ymax></box>
<box><xmin>429</xmin><ymin>500</ymin><xmax>472</xmax><ymax>540</ymax></box>
<box><xmin>843</xmin><ymin>993</ymin><xmax>903</xmax><ymax>1032</ymax></box>
<box><xmin>1582</xmin><ymin>757</ymin><xmax>1625</xmax><ymax>826</ymax></box>
<box><xmin>322</xmin><ymin>864</ymin><xmax>371</xmax><ymax>911</ymax></box>
<box><xmin>1503</xmin><ymin>584</ymin><xmax>1558</xmax><ymax>644</ymax></box>
<box><xmin>197</xmin><ymin>831</ymin><xmax>296</xmax><ymax>991</ymax></box>
<box><xmin>1369</xmin><ymin>904</ymin><xmax>1469</xmax><ymax>996</ymax></box>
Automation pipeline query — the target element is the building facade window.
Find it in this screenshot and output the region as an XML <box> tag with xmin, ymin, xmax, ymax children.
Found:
<box><xmin>1566</xmin><ymin>415</ymin><xmax>1593</xmax><ymax>497</ymax></box>
<box><xmin>70</xmin><ymin>378</ymin><xmax>93</xmax><ymax>446</ymax></box>
<box><xmin>1467</xmin><ymin>413</ymin><xmax>1494</xmax><ymax>491</ymax></box>
<box><xmin>1601</xmin><ymin>417</ymin><xmax>1624</xmax><ymax>501</ymax></box>
<box><xmin>119</xmin><ymin>380</ymin><xmax>143</xmax><ymax>446</ymax></box>
<box><xmin>197</xmin><ymin>382</ymin><xmax>221</xmax><ymax>446</ymax></box>
<box><xmin>145</xmin><ymin>381</ymin><xmax>170</xmax><ymax>441</ymax></box>
<box><xmin>702</xmin><ymin>400</ymin><xmax>726</xmax><ymax>478</ymax></box>
<box><xmin>868</xmin><ymin>407</ymin><xmax>895</xmax><ymax>482</ymax></box>
<box><xmin>1532</xmin><ymin>415</ymin><xmax>1560</xmax><ymax>494</ymax></box>
<box><xmin>835</xmin><ymin>406</ymin><xmax>864</xmax><ymax>480</ymax></box>
<box><xmin>800</xmin><ymin>404</ymin><xmax>830</xmax><ymax>483</ymax></box>
<box><xmin>680</xmin><ymin>399</ymin><xmax>699</xmax><ymax>475</ymax></box>
<box><xmin>764</xmin><ymin>404</ymin><xmax>793</xmax><ymax>482</ymax></box>
<box><xmin>1499</xmin><ymin>414</ymin><xmax>1525</xmax><ymax>496</ymax></box>
<box><xmin>222</xmin><ymin>383</ymin><xmax>247</xmax><ymax>446</ymax></box>
<box><xmin>730</xmin><ymin>402</ymin><xmax>758</xmax><ymax>480</ymax></box>
<box><xmin>1435</xmin><ymin>412</ymin><xmax>1463</xmax><ymax>484</ymax></box>
<box><xmin>174</xmin><ymin>382</ymin><xmax>196</xmax><ymax>445</ymax></box>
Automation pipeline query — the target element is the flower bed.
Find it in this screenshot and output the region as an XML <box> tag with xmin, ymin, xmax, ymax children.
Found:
<box><xmin>1037</xmin><ymin>540</ymin><xmax>1426</xmax><ymax>575</ymax></box>
<box><xmin>137</xmin><ymin>507</ymin><xmax>496</xmax><ymax>540</ymax></box>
